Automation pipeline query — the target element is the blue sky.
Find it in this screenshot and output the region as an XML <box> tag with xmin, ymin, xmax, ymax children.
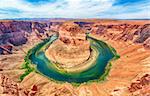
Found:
<box><xmin>0</xmin><ymin>0</ymin><xmax>149</xmax><ymax>19</ymax></box>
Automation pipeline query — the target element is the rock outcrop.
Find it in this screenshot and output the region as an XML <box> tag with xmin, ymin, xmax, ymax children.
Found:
<box><xmin>91</xmin><ymin>23</ymin><xmax>150</xmax><ymax>49</ymax></box>
<box><xmin>0</xmin><ymin>74</ymin><xmax>40</xmax><ymax>96</ymax></box>
<box><xmin>0</xmin><ymin>20</ymin><xmax>62</xmax><ymax>54</ymax></box>
<box><xmin>0</xmin><ymin>21</ymin><xmax>32</xmax><ymax>54</ymax></box>
<box><xmin>128</xmin><ymin>74</ymin><xmax>150</xmax><ymax>95</ymax></box>
<box><xmin>134</xmin><ymin>24</ymin><xmax>150</xmax><ymax>49</ymax></box>
<box><xmin>45</xmin><ymin>22</ymin><xmax>91</xmax><ymax>68</ymax></box>
<box><xmin>0</xmin><ymin>21</ymin><xmax>32</xmax><ymax>45</ymax></box>
<box><xmin>0</xmin><ymin>74</ymin><xmax>24</xmax><ymax>95</ymax></box>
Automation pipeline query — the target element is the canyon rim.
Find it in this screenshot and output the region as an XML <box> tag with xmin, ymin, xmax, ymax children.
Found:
<box><xmin>0</xmin><ymin>0</ymin><xmax>150</xmax><ymax>96</ymax></box>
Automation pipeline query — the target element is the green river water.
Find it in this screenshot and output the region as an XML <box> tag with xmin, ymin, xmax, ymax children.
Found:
<box><xmin>22</xmin><ymin>34</ymin><xmax>119</xmax><ymax>84</ymax></box>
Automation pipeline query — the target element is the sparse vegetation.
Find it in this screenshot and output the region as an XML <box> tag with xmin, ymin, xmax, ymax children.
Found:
<box><xmin>20</xmin><ymin>34</ymin><xmax>120</xmax><ymax>86</ymax></box>
<box><xmin>20</xmin><ymin>49</ymin><xmax>35</xmax><ymax>81</ymax></box>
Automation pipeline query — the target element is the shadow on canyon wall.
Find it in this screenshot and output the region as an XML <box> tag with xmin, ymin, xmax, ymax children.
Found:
<box><xmin>0</xmin><ymin>20</ymin><xmax>150</xmax><ymax>54</ymax></box>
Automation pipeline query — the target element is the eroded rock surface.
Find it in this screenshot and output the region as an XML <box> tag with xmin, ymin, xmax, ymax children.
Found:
<box><xmin>0</xmin><ymin>20</ymin><xmax>150</xmax><ymax>96</ymax></box>
<box><xmin>45</xmin><ymin>22</ymin><xmax>90</xmax><ymax>68</ymax></box>
<box><xmin>128</xmin><ymin>74</ymin><xmax>150</xmax><ymax>96</ymax></box>
<box><xmin>91</xmin><ymin>22</ymin><xmax>150</xmax><ymax>49</ymax></box>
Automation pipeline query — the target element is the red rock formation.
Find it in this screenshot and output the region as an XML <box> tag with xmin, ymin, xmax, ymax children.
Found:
<box><xmin>144</xmin><ymin>38</ymin><xmax>150</xmax><ymax>49</ymax></box>
<box><xmin>0</xmin><ymin>45</ymin><xmax>12</xmax><ymax>54</ymax></box>
<box><xmin>0</xmin><ymin>74</ymin><xmax>38</xmax><ymax>96</ymax></box>
<box><xmin>0</xmin><ymin>74</ymin><xmax>20</xmax><ymax>95</ymax></box>
<box><xmin>0</xmin><ymin>20</ymin><xmax>150</xmax><ymax>55</ymax></box>
<box><xmin>45</xmin><ymin>22</ymin><xmax>91</xmax><ymax>68</ymax></box>
<box><xmin>0</xmin><ymin>20</ymin><xmax>62</xmax><ymax>54</ymax></box>
<box><xmin>128</xmin><ymin>74</ymin><xmax>150</xmax><ymax>93</ymax></box>
<box><xmin>91</xmin><ymin>23</ymin><xmax>150</xmax><ymax>49</ymax></box>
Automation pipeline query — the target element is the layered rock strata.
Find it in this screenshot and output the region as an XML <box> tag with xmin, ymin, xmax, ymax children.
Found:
<box><xmin>91</xmin><ymin>23</ymin><xmax>150</xmax><ymax>49</ymax></box>
<box><xmin>0</xmin><ymin>20</ymin><xmax>62</xmax><ymax>54</ymax></box>
<box><xmin>45</xmin><ymin>22</ymin><xmax>91</xmax><ymax>68</ymax></box>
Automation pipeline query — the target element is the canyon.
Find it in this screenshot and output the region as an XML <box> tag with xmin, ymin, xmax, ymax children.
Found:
<box><xmin>45</xmin><ymin>22</ymin><xmax>91</xmax><ymax>69</ymax></box>
<box><xmin>0</xmin><ymin>19</ymin><xmax>150</xmax><ymax>96</ymax></box>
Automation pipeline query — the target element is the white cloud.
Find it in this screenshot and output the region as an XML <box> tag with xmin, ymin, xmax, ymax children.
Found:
<box><xmin>99</xmin><ymin>1</ymin><xmax>150</xmax><ymax>19</ymax></box>
<box><xmin>0</xmin><ymin>0</ymin><xmax>114</xmax><ymax>18</ymax></box>
<box><xmin>0</xmin><ymin>0</ymin><xmax>149</xmax><ymax>19</ymax></box>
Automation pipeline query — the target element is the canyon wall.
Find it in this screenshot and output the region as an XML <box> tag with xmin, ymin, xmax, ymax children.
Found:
<box><xmin>0</xmin><ymin>20</ymin><xmax>150</xmax><ymax>54</ymax></box>
<box><xmin>89</xmin><ymin>22</ymin><xmax>150</xmax><ymax>49</ymax></box>
<box><xmin>0</xmin><ymin>20</ymin><xmax>62</xmax><ymax>54</ymax></box>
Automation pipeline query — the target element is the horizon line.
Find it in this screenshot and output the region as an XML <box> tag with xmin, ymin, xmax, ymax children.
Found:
<box><xmin>0</xmin><ymin>17</ymin><xmax>150</xmax><ymax>20</ymax></box>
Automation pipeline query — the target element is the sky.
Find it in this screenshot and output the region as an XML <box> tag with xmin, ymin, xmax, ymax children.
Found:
<box><xmin>0</xmin><ymin>0</ymin><xmax>149</xmax><ymax>19</ymax></box>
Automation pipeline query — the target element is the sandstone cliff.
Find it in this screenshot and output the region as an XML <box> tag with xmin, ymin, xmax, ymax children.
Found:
<box><xmin>90</xmin><ymin>22</ymin><xmax>150</xmax><ymax>49</ymax></box>
<box><xmin>0</xmin><ymin>19</ymin><xmax>150</xmax><ymax>96</ymax></box>
<box><xmin>0</xmin><ymin>20</ymin><xmax>149</xmax><ymax>54</ymax></box>
<box><xmin>0</xmin><ymin>20</ymin><xmax>62</xmax><ymax>54</ymax></box>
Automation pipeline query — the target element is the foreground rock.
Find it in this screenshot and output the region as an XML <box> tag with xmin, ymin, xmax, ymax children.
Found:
<box><xmin>128</xmin><ymin>74</ymin><xmax>150</xmax><ymax>95</ymax></box>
